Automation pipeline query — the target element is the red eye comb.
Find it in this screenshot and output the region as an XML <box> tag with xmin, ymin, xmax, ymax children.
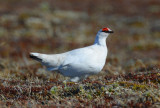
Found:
<box><xmin>102</xmin><ymin>28</ymin><xmax>109</xmax><ymax>32</ymax></box>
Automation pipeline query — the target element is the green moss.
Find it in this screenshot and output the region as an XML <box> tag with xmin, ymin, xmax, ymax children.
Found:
<box><xmin>50</xmin><ymin>86</ymin><xmax>58</xmax><ymax>95</ymax></box>
<box><xmin>119</xmin><ymin>81</ymin><xmax>147</xmax><ymax>90</ymax></box>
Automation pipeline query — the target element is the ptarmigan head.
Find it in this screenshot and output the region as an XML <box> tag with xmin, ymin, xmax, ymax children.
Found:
<box><xmin>94</xmin><ymin>27</ymin><xmax>113</xmax><ymax>45</ymax></box>
<box><xmin>96</xmin><ymin>27</ymin><xmax>114</xmax><ymax>38</ymax></box>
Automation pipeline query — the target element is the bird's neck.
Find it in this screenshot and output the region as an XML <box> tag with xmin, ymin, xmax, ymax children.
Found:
<box><xmin>94</xmin><ymin>34</ymin><xmax>107</xmax><ymax>47</ymax></box>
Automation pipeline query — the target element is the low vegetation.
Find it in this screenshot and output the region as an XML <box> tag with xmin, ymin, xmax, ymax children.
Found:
<box><xmin>0</xmin><ymin>0</ymin><xmax>159</xmax><ymax>107</ymax></box>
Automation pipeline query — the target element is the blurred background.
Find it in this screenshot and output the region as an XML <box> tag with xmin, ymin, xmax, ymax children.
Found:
<box><xmin>0</xmin><ymin>0</ymin><xmax>160</xmax><ymax>107</ymax></box>
<box><xmin>0</xmin><ymin>0</ymin><xmax>159</xmax><ymax>77</ymax></box>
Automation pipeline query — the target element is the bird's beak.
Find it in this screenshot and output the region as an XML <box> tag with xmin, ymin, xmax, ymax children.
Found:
<box><xmin>104</xmin><ymin>30</ymin><xmax>114</xmax><ymax>33</ymax></box>
<box><xmin>102</xmin><ymin>28</ymin><xmax>114</xmax><ymax>33</ymax></box>
<box><xmin>107</xmin><ymin>30</ymin><xmax>114</xmax><ymax>33</ymax></box>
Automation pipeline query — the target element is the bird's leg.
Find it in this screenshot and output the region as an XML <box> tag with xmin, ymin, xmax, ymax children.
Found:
<box><xmin>70</xmin><ymin>77</ymin><xmax>80</xmax><ymax>82</ymax></box>
<box><xmin>79</xmin><ymin>75</ymin><xmax>89</xmax><ymax>81</ymax></box>
<box><xmin>84</xmin><ymin>75</ymin><xmax>89</xmax><ymax>79</ymax></box>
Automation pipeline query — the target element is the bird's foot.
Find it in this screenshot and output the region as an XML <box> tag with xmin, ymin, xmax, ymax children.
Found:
<box><xmin>70</xmin><ymin>77</ymin><xmax>80</xmax><ymax>82</ymax></box>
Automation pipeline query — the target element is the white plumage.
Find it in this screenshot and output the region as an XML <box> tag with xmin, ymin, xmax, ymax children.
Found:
<box><xmin>30</xmin><ymin>27</ymin><xmax>113</xmax><ymax>82</ymax></box>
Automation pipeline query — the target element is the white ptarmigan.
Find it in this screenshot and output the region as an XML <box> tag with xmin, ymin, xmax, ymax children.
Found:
<box><xmin>30</xmin><ymin>27</ymin><xmax>113</xmax><ymax>82</ymax></box>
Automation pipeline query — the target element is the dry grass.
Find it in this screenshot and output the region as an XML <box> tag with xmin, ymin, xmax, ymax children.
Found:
<box><xmin>0</xmin><ymin>0</ymin><xmax>160</xmax><ymax>107</ymax></box>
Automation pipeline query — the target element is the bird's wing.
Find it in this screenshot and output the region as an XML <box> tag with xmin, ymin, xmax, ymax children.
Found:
<box><xmin>61</xmin><ymin>45</ymin><xmax>96</xmax><ymax>67</ymax></box>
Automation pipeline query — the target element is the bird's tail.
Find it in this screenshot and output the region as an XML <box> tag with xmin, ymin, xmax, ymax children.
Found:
<box><xmin>29</xmin><ymin>52</ymin><xmax>42</xmax><ymax>62</ymax></box>
<box><xmin>30</xmin><ymin>52</ymin><xmax>63</xmax><ymax>71</ymax></box>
